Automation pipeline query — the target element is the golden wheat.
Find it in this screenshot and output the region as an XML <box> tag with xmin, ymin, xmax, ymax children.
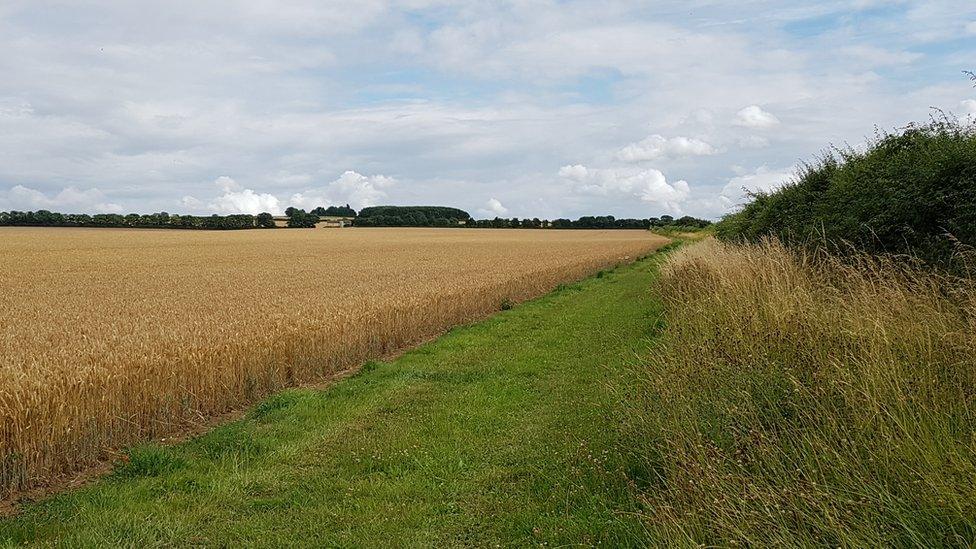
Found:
<box><xmin>0</xmin><ymin>227</ymin><xmax>667</xmax><ymax>497</ymax></box>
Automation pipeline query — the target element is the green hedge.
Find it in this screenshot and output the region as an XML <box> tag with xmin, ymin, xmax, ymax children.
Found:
<box><xmin>716</xmin><ymin>119</ymin><xmax>976</xmax><ymax>266</ymax></box>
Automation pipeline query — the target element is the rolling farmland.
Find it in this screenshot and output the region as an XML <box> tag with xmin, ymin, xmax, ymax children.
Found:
<box><xmin>0</xmin><ymin>227</ymin><xmax>668</xmax><ymax>498</ymax></box>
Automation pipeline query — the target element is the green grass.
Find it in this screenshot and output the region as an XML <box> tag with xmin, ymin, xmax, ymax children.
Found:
<box><xmin>0</xmin><ymin>248</ymin><xmax>674</xmax><ymax>547</ymax></box>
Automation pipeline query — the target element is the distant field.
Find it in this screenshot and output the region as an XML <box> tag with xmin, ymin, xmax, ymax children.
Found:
<box><xmin>0</xmin><ymin>227</ymin><xmax>668</xmax><ymax>498</ymax></box>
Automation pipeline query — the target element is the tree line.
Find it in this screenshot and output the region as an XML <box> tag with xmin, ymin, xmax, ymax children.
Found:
<box><xmin>353</xmin><ymin>206</ymin><xmax>471</xmax><ymax>227</ymax></box>
<box><xmin>1</xmin><ymin>206</ymin><xmax>712</xmax><ymax>231</ymax></box>
<box><xmin>309</xmin><ymin>204</ymin><xmax>356</xmax><ymax>217</ymax></box>
<box><xmin>0</xmin><ymin>210</ymin><xmax>277</xmax><ymax>230</ymax></box>
<box><xmin>349</xmin><ymin>205</ymin><xmax>711</xmax><ymax>229</ymax></box>
<box><xmin>466</xmin><ymin>215</ymin><xmax>710</xmax><ymax>229</ymax></box>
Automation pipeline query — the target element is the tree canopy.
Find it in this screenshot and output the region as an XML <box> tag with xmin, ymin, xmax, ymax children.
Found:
<box><xmin>310</xmin><ymin>204</ymin><xmax>357</xmax><ymax>217</ymax></box>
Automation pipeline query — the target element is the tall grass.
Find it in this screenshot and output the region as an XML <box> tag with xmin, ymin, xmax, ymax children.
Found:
<box><xmin>625</xmin><ymin>238</ymin><xmax>976</xmax><ymax>546</ymax></box>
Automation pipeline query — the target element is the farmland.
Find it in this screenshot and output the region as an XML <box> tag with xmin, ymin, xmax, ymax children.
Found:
<box><xmin>0</xmin><ymin>227</ymin><xmax>668</xmax><ymax>499</ymax></box>
<box><xmin>0</xmin><ymin>243</ymin><xmax>676</xmax><ymax>546</ymax></box>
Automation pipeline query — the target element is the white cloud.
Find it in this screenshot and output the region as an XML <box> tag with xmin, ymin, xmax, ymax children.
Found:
<box><xmin>559</xmin><ymin>164</ymin><xmax>691</xmax><ymax>213</ymax></box>
<box><xmin>960</xmin><ymin>99</ymin><xmax>976</xmax><ymax>115</ymax></box>
<box><xmin>719</xmin><ymin>165</ymin><xmax>795</xmax><ymax>208</ymax></box>
<box><xmin>214</xmin><ymin>176</ymin><xmax>241</xmax><ymax>193</ymax></box>
<box><xmin>0</xmin><ymin>2</ymin><xmax>974</xmax><ymax>220</ymax></box>
<box><xmin>181</xmin><ymin>195</ymin><xmax>204</xmax><ymax>210</ymax></box>
<box><xmin>733</xmin><ymin>105</ymin><xmax>781</xmax><ymax>129</ymax></box>
<box><xmin>840</xmin><ymin>45</ymin><xmax>921</xmax><ymax>67</ymax></box>
<box><xmin>478</xmin><ymin>197</ymin><xmax>509</xmax><ymax>217</ymax></box>
<box><xmin>205</xmin><ymin>177</ymin><xmax>281</xmax><ymax>215</ymax></box>
<box><xmin>209</xmin><ymin>189</ymin><xmax>281</xmax><ymax>215</ymax></box>
<box><xmin>616</xmin><ymin>135</ymin><xmax>716</xmax><ymax>162</ymax></box>
<box><xmin>177</xmin><ymin>171</ymin><xmax>396</xmax><ymax>215</ymax></box>
<box><xmin>289</xmin><ymin>171</ymin><xmax>395</xmax><ymax>211</ymax></box>
<box><xmin>557</xmin><ymin>164</ymin><xmax>589</xmax><ymax>182</ymax></box>
<box><xmin>271</xmin><ymin>171</ymin><xmax>314</xmax><ymax>186</ymax></box>
<box><xmin>736</xmin><ymin>135</ymin><xmax>771</xmax><ymax>149</ymax></box>
<box><xmin>0</xmin><ymin>185</ymin><xmax>123</xmax><ymax>213</ymax></box>
<box><xmin>0</xmin><ymin>98</ymin><xmax>34</xmax><ymax>118</ymax></box>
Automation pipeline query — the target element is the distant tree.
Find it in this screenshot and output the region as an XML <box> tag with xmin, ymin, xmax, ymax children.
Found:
<box><xmin>286</xmin><ymin>209</ymin><xmax>319</xmax><ymax>228</ymax></box>
<box><xmin>325</xmin><ymin>204</ymin><xmax>357</xmax><ymax>217</ymax></box>
<box><xmin>357</xmin><ymin>206</ymin><xmax>470</xmax><ymax>225</ymax></box>
<box><xmin>674</xmin><ymin>215</ymin><xmax>711</xmax><ymax>228</ymax></box>
<box><xmin>176</xmin><ymin>215</ymin><xmax>196</xmax><ymax>228</ymax></box>
<box><xmin>256</xmin><ymin>212</ymin><xmax>276</xmax><ymax>228</ymax></box>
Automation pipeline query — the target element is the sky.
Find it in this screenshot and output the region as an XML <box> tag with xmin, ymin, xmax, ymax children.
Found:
<box><xmin>1</xmin><ymin>1</ymin><xmax>975</xmax><ymax>220</ymax></box>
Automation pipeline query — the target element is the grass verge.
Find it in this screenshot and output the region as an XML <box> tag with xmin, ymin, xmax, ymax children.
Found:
<box><xmin>0</xmin><ymin>248</ymin><xmax>676</xmax><ymax>547</ymax></box>
<box><xmin>624</xmin><ymin>238</ymin><xmax>976</xmax><ymax>546</ymax></box>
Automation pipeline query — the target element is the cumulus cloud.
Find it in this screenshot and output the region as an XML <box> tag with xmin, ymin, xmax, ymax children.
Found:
<box><xmin>210</xmin><ymin>189</ymin><xmax>281</xmax><ymax>215</ymax></box>
<box><xmin>559</xmin><ymin>164</ymin><xmax>691</xmax><ymax>213</ymax></box>
<box><xmin>289</xmin><ymin>171</ymin><xmax>396</xmax><ymax>211</ymax></box>
<box><xmin>214</xmin><ymin>176</ymin><xmax>240</xmax><ymax>193</ymax></box>
<box><xmin>478</xmin><ymin>197</ymin><xmax>509</xmax><ymax>217</ymax></box>
<box><xmin>616</xmin><ymin>135</ymin><xmax>716</xmax><ymax>162</ymax></box>
<box><xmin>180</xmin><ymin>195</ymin><xmax>204</xmax><ymax>209</ymax></box>
<box><xmin>177</xmin><ymin>171</ymin><xmax>396</xmax><ymax>216</ymax></box>
<box><xmin>960</xmin><ymin>99</ymin><xmax>976</xmax><ymax>115</ymax></box>
<box><xmin>719</xmin><ymin>165</ymin><xmax>794</xmax><ymax>208</ymax></box>
<box><xmin>202</xmin><ymin>176</ymin><xmax>282</xmax><ymax>215</ymax></box>
<box><xmin>0</xmin><ymin>185</ymin><xmax>123</xmax><ymax>213</ymax></box>
<box><xmin>733</xmin><ymin>105</ymin><xmax>781</xmax><ymax>129</ymax></box>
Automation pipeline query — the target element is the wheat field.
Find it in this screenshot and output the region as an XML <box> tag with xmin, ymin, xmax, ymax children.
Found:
<box><xmin>0</xmin><ymin>227</ymin><xmax>668</xmax><ymax>497</ymax></box>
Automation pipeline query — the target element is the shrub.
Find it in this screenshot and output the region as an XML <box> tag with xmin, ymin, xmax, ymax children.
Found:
<box><xmin>716</xmin><ymin>119</ymin><xmax>976</xmax><ymax>269</ymax></box>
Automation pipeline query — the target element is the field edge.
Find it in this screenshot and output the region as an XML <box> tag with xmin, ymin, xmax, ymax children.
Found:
<box><xmin>0</xmin><ymin>238</ymin><xmax>675</xmax><ymax>517</ymax></box>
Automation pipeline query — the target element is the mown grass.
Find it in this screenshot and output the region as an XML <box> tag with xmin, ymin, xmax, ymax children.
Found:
<box><xmin>624</xmin><ymin>238</ymin><xmax>976</xmax><ymax>546</ymax></box>
<box><xmin>0</xmin><ymin>248</ymin><xmax>676</xmax><ymax>547</ymax></box>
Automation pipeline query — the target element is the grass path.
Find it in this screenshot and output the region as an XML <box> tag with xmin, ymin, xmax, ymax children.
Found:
<box><xmin>1</xmin><ymin>249</ymin><xmax>671</xmax><ymax>547</ymax></box>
